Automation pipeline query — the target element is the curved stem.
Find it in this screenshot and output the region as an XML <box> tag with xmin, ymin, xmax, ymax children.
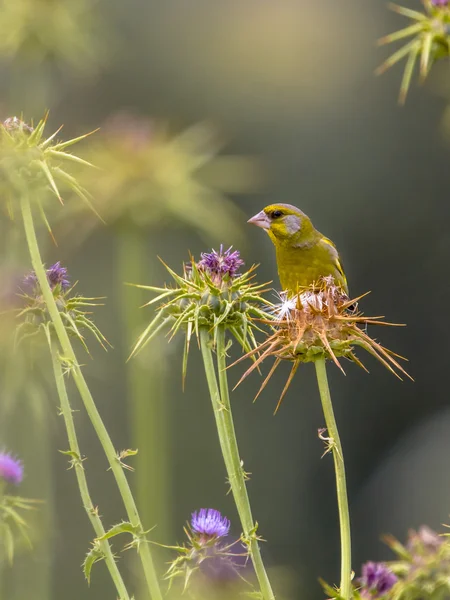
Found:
<box><xmin>20</xmin><ymin>193</ymin><xmax>163</xmax><ymax>600</ymax></box>
<box><xmin>314</xmin><ymin>357</ymin><xmax>352</xmax><ymax>600</ymax></box>
<box><xmin>200</xmin><ymin>327</ymin><xmax>275</xmax><ymax>600</ymax></box>
<box><xmin>48</xmin><ymin>341</ymin><xmax>130</xmax><ymax>600</ymax></box>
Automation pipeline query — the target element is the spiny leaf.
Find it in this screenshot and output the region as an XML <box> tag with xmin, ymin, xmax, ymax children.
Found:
<box><xmin>83</xmin><ymin>541</ymin><xmax>105</xmax><ymax>583</ymax></box>
<box><xmin>96</xmin><ymin>521</ymin><xmax>141</xmax><ymax>542</ymax></box>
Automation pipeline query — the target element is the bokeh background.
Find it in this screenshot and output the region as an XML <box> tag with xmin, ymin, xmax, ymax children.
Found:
<box><xmin>0</xmin><ymin>1</ymin><xmax>449</xmax><ymax>599</ymax></box>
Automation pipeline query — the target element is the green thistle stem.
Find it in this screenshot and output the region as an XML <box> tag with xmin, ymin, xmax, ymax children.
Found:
<box><xmin>19</xmin><ymin>193</ymin><xmax>163</xmax><ymax>600</ymax></box>
<box><xmin>48</xmin><ymin>341</ymin><xmax>130</xmax><ymax>600</ymax></box>
<box><xmin>314</xmin><ymin>357</ymin><xmax>352</xmax><ymax>600</ymax></box>
<box><xmin>200</xmin><ymin>327</ymin><xmax>275</xmax><ymax>600</ymax></box>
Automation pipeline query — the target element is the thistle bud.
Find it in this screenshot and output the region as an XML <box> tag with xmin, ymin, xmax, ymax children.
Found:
<box><xmin>129</xmin><ymin>248</ymin><xmax>271</xmax><ymax>383</ymax></box>
<box><xmin>17</xmin><ymin>262</ymin><xmax>108</xmax><ymax>353</ymax></box>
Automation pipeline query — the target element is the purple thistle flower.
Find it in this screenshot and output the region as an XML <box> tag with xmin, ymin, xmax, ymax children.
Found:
<box><xmin>407</xmin><ymin>525</ymin><xmax>443</xmax><ymax>554</ymax></box>
<box><xmin>47</xmin><ymin>262</ymin><xmax>70</xmax><ymax>290</ymax></box>
<box><xmin>359</xmin><ymin>562</ymin><xmax>397</xmax><ymax>598</ymax></box>
<box><xmin>24</xmin><ymin>262</ymin><xmax>70</xmax><ymax>292</ymax></box>
<box><xmin>191</xmin><ymin>508</ymin><xmax>230</xmax><ymax>539</ymax></box>
<box><xmin>0</xmin><ymin>453</ymin><xmax>23</xmax><ymax>485</ymax></box>
<box><xmin>432</xmin><ymin>0</ymin><xmax>448</xmax><ymax>5</ymax></box>
<box><xmin>198</xmin><ymin>246</ymin><xmax>244</xmax><ymax>283</ymax></box>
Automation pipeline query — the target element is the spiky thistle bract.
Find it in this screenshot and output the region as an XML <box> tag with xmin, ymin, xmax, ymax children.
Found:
<box><xmin>233</xmin><ymin>277</ymin><xmax>412</xmax><ymax>413</ymax></box>
<box><xmin>0</xmin><ymin>114</ymin><xmax>99</xmax><ymax>237</ymax></box>
<box><xmin>15</xmin><ymin>262</ymin><xmax>109</xmax><ymax>354</ymax></box>
<box><xmin>0</xmin><ymin>493</ymin><xmax>39</xmax><ymax>564</ymax></box>
<box><xmin>129</xmin><ymin>247</ymin><xmax>272</xmax><ymax>386</ymax></box>
<box><xmin>377</xmin><ymin>0</ymin><xmax>450</xmax><ymax>104</ymax></box>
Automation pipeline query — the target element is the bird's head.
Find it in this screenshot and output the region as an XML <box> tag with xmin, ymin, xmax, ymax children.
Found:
<box><xmin>248</xmin><ymin>203</ymin><xmax>314</xmax><ymax>244</ymax></box>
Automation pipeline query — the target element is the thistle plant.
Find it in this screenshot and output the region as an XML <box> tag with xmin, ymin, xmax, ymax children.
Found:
<box><xmin>165</xmin><ymin>508</ymin><xmax>248</xmax><ymax>597</ymax></box>
<box><xmin>15</xmin><ymin>262</ymin><xmax>130</xmax><ymax>598</ymax></box>
<box><xmin>0</xmin><ymin>262</ymin><xmax>55</xmax><ymax>600</ymax></box>
<box><xmin>131</xmin><ymin>247</ymin><xmax>276</xmax><ymax>600</ymax></box>
<box><xmin>61</xmin><ymin>111</ymin><xmax>262</xmax><ymax>549</ymax></box>
<box><xmin>0</xmin><ymin>452</ymin><xmax>37</xmax><ymax>565</ymax></box>
<box><xmin>382</xmin><ymin>525</ymin><xmax>450</xmax><ymax>598</ymax></box>
<box><xmin>333</xmin><ymin>526</ymin><xmax>450</xmax><ymax>599</ymax></box>
<box><xmin>234</xmin><ymin>278</ymin><xmax>411</xmax><ymax>600</ymax></box>
<box><xmin>0</xmin><ymin>114</ymin><xmax>163</xmax><ymax>599</ymax></box>
<box><xmin>377</xmin><ymin>0</ymin><xmax>450</xmax><ymax>104</ymax></box>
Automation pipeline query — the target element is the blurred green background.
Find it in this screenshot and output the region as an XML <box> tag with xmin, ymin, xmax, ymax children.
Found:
<box><xmin>0</xmin><ymin>0</ymin><xmax>449</xmax><ymax>599</ymax></box>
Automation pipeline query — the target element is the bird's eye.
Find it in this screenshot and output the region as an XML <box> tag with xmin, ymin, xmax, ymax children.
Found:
<box><xmin>271</xmin><ymin>210</ymin><xmax>283</xmax><ymax>219</ymax></box>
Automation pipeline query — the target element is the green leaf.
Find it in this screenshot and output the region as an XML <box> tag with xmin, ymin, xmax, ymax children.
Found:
<box><xmin>96</xmin><ymin>521</ymin><xmax>140</xmax><ymax>542</ymax></box>
<box><xmin>3</xmin><ymin>523</ymin><xmax>14</xmax><ymax>564</ymax></box>
<box><xmin>83</xmin><ymin>541</ymin><xmax>105</xmax><ymax>583</ymax></box>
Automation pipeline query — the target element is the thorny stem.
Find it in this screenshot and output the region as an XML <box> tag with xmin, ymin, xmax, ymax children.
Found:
<box><xmin>200</xmin><ymin>327</ymin><xmax>275</xmax><ymax>600</ymax></box>
<box><xmin>314</xmin><ymin>357</ymin><xmax>352</xmax><ymax>600</ymax></box>
<box><xmin>20</xmin><ymin>193</ymin><xmax>163</xmax><ymax>600</ymax></box>
<box><xmin>49</xmin><ymin>341</ymin><xmax>130</xmax><ymax>600</ymax></box>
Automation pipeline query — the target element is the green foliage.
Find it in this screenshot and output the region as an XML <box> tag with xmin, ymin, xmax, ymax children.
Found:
<box><xmin>82</xmin><ymin>539</ymin><xmax>105</xmax><ymax>584</ymax></box>
<box><xmin>0</xmin><ymin>494</ymin><xmax>39</xmax><ymax>564</ymax></box>
<box><xmin>0</xmin><ymin>115</ymin><xmax>98</xmax><ymax>236</ymax></box>
<box><xmin>15</xmin><ymin>282</ymin><xmax>109</xmax><ymax>354</ymax></box>
<box><xmin>377</xmin><ymin>1</ymin><xmax>450</xmax><ymax>103</ymax></box>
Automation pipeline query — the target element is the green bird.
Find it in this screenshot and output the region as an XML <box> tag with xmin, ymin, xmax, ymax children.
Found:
<box><xmin>248</xmin><ymin>203</ymin><xmax>348</xmax><ymax>295</ymax></box>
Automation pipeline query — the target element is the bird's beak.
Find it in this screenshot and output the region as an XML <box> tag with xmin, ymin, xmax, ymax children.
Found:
<box><xmin>247</xmin><ymin>210</ymin><xmax>271</xmax><ymax>230</ymax></box>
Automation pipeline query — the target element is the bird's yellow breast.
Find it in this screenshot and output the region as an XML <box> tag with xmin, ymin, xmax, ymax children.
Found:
<box><xmin>275</xmin><ymin>239</ymin><xmax>347</xmax><ymax>295</ymax></box>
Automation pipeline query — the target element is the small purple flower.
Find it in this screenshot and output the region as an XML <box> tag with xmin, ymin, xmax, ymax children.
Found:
<box><xmin>47</xmin><ymin>262</ymin><xmax>70</xmax><ymax>290</ymax></box>
<box><xmin>432</xmin><ymin>0</ymin><xmax>448</xmax><ymax>6</ymax></box>
<box><xmin>0</xmin><ymin>453</ymin><xmax>23</xmax><ymax>485</ymax></box>
<box><xmin>24</xmin><ymin>262</ymin><xmax>70</xmax><ymax>292</ymax></box>
<box><xmin>198</xmin><ymin>246</ymin><xmax>244</xmax><ymax>283</ymax></box>
<box><xmin>191</xmin><ymin>508</ymin><xmax>230</xmax><ymax>539</ymax></box>
<box><xmin>359</xmin><ymin>562</ymin><xmax>397</xmax><ymax>598</ymax></box>
<box><xmin>408</xmin><ymin>525</ymin><xmax>443</xmax><ymax>554</ymax></box>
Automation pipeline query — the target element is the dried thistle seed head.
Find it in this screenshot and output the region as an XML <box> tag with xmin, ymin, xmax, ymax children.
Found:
<box><xmin>377</xmin><ymin>2</ymin><xmax>450</xmax><ymax>104</ymax></box>
<box><xmin>0</xmin><ymin>113</ymin><xmax>98</xmax><ymax>233</ymax></box>
<box><xmin>17</xmin><ymin>263</ymin><xmax>109</xmax><ymax>353</ymax></box>
<box><xmin>233</xmin><ymin>278</ymin><xmax>412</xmax><ymax>413</ymax></box>
<box><xmin>129</xmin><ymin>249</ymin><xmax>271</xmax><ymax>377</ymax></box>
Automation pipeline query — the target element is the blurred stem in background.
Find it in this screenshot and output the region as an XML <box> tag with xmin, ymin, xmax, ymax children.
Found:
<box><xmin>116</xmin><ymin>223</ymin><xmax>171</xmax><ymax>551</ymax></box>
<box><xmin>0</xmin><ymin>248</ymin><xmax>53</xmax><ymax>600</ymax></box>
<box><xmin>4</xmin><ymin>390</ymin><xmax>53</xmax><ymax>600</ymax></box>
<box><xmin>19</xmin><ymin>193</ymin><xmax>163</xmax><ymax>600</ymax></box>
<box><xmin>200</xmin><ymin>327</ymin><xmax>276</xmax><ymax>600</ymax></box>
<box><xmin>48</xmin><ymin>339</ymin><xmax>131</xmax><ymax>600</ymax></box>
<box><xmin>315</xmin><ymin>358</ymin><xmax>351</xmax><ymax>600</ymax></box>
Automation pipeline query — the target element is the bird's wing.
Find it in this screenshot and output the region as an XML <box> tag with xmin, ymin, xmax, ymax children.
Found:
<box><xmin>319</xmin><ymin>236</ymin><xmax>348</xmax><ymax>291</ymax></box>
